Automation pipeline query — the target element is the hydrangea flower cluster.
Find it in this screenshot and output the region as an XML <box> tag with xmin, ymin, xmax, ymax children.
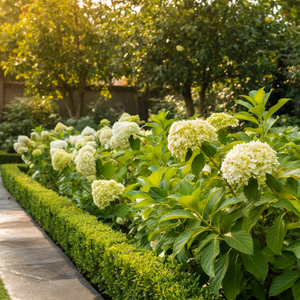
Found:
<box><xmin>30</xmin><ymin>132</ymin><xmax>40</xmax><ymax>140</ymax></box>
<box><xmin>109</xmin><ymin>121</ymin><xmax>140</xmax><ymax>149</ymax></box>
<box><xmin>168</xmin><ymin>119</ymin><xmax>218</xmax><ymax>159</ymax></box>
<box><xmin>50</xmin><ymin>140</ymin><xmax>68</xmax><ymax>149</ymax></box>
<box><xmin>81</xmin><ymin>126</ymin><xmax>96</xmax><ymax>137</ymax></box>
<box><xmin>41</xmin><ymin>131</ymin><xmax>49</xmax><ymax>139</ymax></box>
<box><xmin>32</xmin><ymin>149</ymin><xmax>42</xmax><ymax>156</ymax></box>
<box><xmin>100</xmin><ymin>127</ymin><xmax>113</xmax><ymax>145</ymax></box>
<box><xmin>54</xmin><ymin>122</ymin><xmax>67</xmax><ymax>133</ymax></box>
<box><xmin>206</xmin><ymin>113</ymin><xmax>239</xmax><ymax>131</ymax></box>
<box><xmin>221</xmin><ymin>140</ymin><xmax>279</xmax><ymax>185</ymax></box>
<box><xmin>52</xmin><ymin>150</ymin><xmax>73</xmax><ymax>171</ymax></box>
<box><xmin>14</xmin><ymin>136</ymin><xmax>29</xmax><ymax>154</ymax></box>
<box><xmin>74</xmin><ymin>145</ymin><xmax>96</xmax><ymax>176</ymax></box>
<box><xmin>91</xmin><ymin>179</ymin><xmax>125</xmax><ymax>209</ymax></box>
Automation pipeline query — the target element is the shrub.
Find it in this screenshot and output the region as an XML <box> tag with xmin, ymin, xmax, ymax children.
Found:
<box><xmin>0</xmin><ymin>150</ymin><xmax>22</xmax><ymax>164</ymax></box>
<box><xmin>1</xmin><ymin>163</ymin><xmax>216</xmax><ymax>300</ymax></box>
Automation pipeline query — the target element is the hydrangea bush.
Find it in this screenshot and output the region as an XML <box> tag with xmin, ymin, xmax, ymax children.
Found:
<box><xmin>17</xmin><ymin>89</ymin><xmax>300</xmax><ymax>300</ymax></box>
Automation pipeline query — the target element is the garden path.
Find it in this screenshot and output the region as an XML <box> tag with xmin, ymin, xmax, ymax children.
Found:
<box><xmin>0</xmin><ymin>176</ymin><xmax>103</xmax><ymax>300</ymax></box>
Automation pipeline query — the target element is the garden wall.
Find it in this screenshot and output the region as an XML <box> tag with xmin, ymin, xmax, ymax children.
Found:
<box><xmin>0</xmin><ymin>164</ymin><xmax>213</xmax><ymax>300</ymax></box>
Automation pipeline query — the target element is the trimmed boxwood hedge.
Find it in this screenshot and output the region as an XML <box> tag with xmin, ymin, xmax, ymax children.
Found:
<box><xmin>1</xmin><ymin>164</ymin><xmax>216</xmax><ymax>300</ymax></box>
<box><xmin>0</xmin><ymin>151</ymin><xmax>22</xmax><ymax>164</ymax></box>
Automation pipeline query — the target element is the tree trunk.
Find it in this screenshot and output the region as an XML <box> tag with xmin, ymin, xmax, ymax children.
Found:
<box><xmin>198</xmin><ymin>82</ymin><xmax>209</xmax><ymax>117</ymax></box>
<box><xmin>182</xmin><ymin>87</ymin><xmax>195</xmax><ymax>118</ymax></box>
<box><xmin>76</xmin><ymin>92</ymin><xmax>84</xmax><ymax>121</ymax></box>
<box><xmin>62</xmin><ymin>93</ymin><xmax>75</xmax><ymax>118</ymax></box>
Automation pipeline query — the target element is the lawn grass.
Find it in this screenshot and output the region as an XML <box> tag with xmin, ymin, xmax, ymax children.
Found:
<box><xmin>0</xmin><ymin>276</ymin><xmax>10</xmax><ymax>300</ymax></box>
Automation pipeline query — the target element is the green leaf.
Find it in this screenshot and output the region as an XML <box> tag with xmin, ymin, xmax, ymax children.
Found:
<box><xmin>214</xmin><ymin>196</ymin><xmax>241</xmax><ymax>214</ymax></box>
<box><xmin>262</xmin><ymin>89</ymin><xmax>273</xmax><ymax>105</ymax></box>
<box><xmin>269</xmin><ymin>271</ymin><xmax>299</xmax><ymax>297</ymax></box>
<box><xmin>185</xmin><ymin>148</ymin><xmax>193</xmax><ymax>162</ymax></box>
<box><xmin>243</xmin><ymin>177</ymin><xmax>258</xmax><ymax>200</ymax></box>
<box><xmin>235</xmin><ymin>99</ymin><xmax>254</xmax><ymax>110</ymax></box>
<box><xmin>266</xmin><ymin>213</ymin><xmax>286</xmax><ymax>255</ymax></box>
<box><xmin>223</xmin><ymin>230</ymin><xmax>254</xmax><ymax>254</ymax></box>
<box><xmin>234</xmin><ymin>111</ymin><xmax>259</xmax><ymax>125</ymax></box>
<box><xmin>129</xmin><ymin>135</ymin><xmax>141</xmax><ymax>150</ymax></box>
<box><xmin>266</xmin><ymin>173</ymin><xmax>282</xmax><ymax>193</ymax></box>
<box><xmin>179</xmin><ymin>181</ymin><xmax>194</xmax><ymax>195</ymax></box>
<box><xmin>178</xmin><ymin>195</ymin><xmax>199</xmax><ymax>213</ymax></box>
<box><xmin>263</xmin><ymin>116</ymin><xmax>278</xmax><ymax>135</ymax></box>
<box><xmin>115</xmin><ymin>203</ymin><xmax>130</xmax><ymax>219</ymax></box>
<box><xmin>201</xmin><ymin>237</ymin><xmax>220</xmax><ymax>277</ymax></box>
<box><xmin>201</xmin><ymin>143</ymin><xmax>217</xmax><ymax>157</ymax></box>
<box><xmin>254</xmin><ymin>87</ymin><xmax>265</xmax><ymax>105</ymax></box>
<box><xmin>204</xmin><ymin>187</ymin><xmax>225</xmax><ymax>216</ymax></box>
<box><xmin>242</xmin><ymin>250</ymin><xmax>268</xmax><ymax>281</ymax></box>
<box><xmin>174</xmin><ymin>228</ymin><xmax>205</xmax><ymax>255</ymax></box>
<box><xmin>148</xmin><ymin>187</ymin><xmax>167</xmax><ymax>200</ymax></box>
<box><xmin>210</xmin><ymin>252</ymin><xmax>230</xmax><ymax>295</ymax></box>
<box><xmin>278</xmin><ymin>168</ymin><xmax>300</xmax><ymax>179</ymax></box>
<box><xmin>194</xmin><ymin>233</ymin><xmax>218</xmax><ymax>256</ymax></box>
<box><xmin>271</xmin><ymin>199</ymin><xmax>300</xmax><ymax>216</ymax></box>
<box><xmin>191</xmin><ymin>153</ymin><xmax>205</xmax><ymax>176</ymax></box>
<box><xmin>252</xmin><ymin>280</ymin><xmax>266</xmax><ymax>300</ymax></box>
<box><xmin>294</xmin><ymin>242</ymin><xmax>300</xmax><ymax>259</ymax></box>
<box><xmin>116</xmin><ymin>165</ymin><xmax>127</xmax><ymax>179</ymax></box>
<box><xmin>240</xmin><ymin>94</ymin><xmax>257</xmax><ymax>106</ymax></box>
<box><xmin>112</xmin><ymin>150</ymin><xmax>126</xmax><ymax>158</ymax></box>
<box><xmin>95</xmin><ymin>159</ymin><xmax>103</xmax><ymax>178</ymax></box>
<box><xmin>102</xmin><ymin>162</ymin><xmax>114</xmax><ymax>180</ymax></box>
<box><xmin>242</xmin><ymin>204</ymin><xmax>266</xmax><ymax>232</ymax></box>
<box><xmin>264</xmin><ymin>98</ymin><xmax>291</xmax><ymax>122</ymax></box>
<box><xmin>220</xmin><ymin>141</ymin><xmax>245</xmax><ymax>153</ymax></box>
<box><xmin>134</xmin><ymin>198</ymin><xmax>162</xmax><ymax>209</ymax></box>
<box><xmin>249</xmin><ymin>104</ymin><xmax>265</xmax><ymax>118</ymax></box>
<box><xmin>292</xmin><ymin>279</ymin><xmax>300</xmax><ymax>300</ymax></box>
<box><xmin>159</xmin><ymin>209</ymin><xmax>198</xmax><ymax>223</ymax></box>
<box><xmin>274</xmin><ymin>251</ymin><xmax>297</xmax><ymax>269</ymax></box>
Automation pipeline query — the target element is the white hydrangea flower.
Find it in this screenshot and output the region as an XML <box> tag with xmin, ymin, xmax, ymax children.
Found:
<box><xmin>74</xmin><ymin>145</ymin><xmax>96</xmax><ymax>176</ymax></box>
<box><xmin>54</xmin><ymin>122</ymin><xmax>67</xmax><ymax>133</ymax></box>
<box><xmin>52</xmin><ymin>149</ymin><xmax>73</xmax><ymax>171</ymax></box>
<box><xmin>50</xmin><ymin>140</ymin><xmax>68</xmax><ymax>149</ymax></box>
<box><xmin>18</xmin><ymin>135</ymin><xmax>29</xmax><ymax>145</ymax></box>
<box><xmin>203</xmin><ymin>164</ymin><xmax>211</xmax><ymax>173</ymax></box>
<box><xmin>69</xmin><ymin>135</ymin><xmax>81</xmax><ymax>144</ymax></box>
<box><xmin>100</xmin><ymin>127</ymin><xmax>113</xmax><ymax>144</ymax></box>
<box><xmin>30</xmin><ymin>132</ymin><xmax>40</xmax><ymax>140</ymax></box>
<box><xmin>92</xmin><ymin>179</ymin><xmax>125</xmax><ymax>209</ymax></box>
<box><xmin>168</xmin><ymin>119</ymin><xmax>218</xmax><ymax>159</ymax></box>
<box><xmin>32</xmin><ymin>149</ymin><xmax>42</xmax><ymax>156</ymax></box>
<box><xmin>14</xmin><ymin>142</ymin><xmax>21</xmax><ymax>152</ymax></box>
<box><xmin>221</xmin><ymin>141</ymin><xmax>279</xmax><ymax>185</ymax></box>
<box><xmin>118</xmin><ymin>112</ymin><xmax>131</xmax><ymax>122</ymax></box>
<box><xmin>206</xmin><ymin>113</ymin><xmax>239</xmax><ymax>131</ymax></box>
<box><xmin>21</xmin><ymin>155</ymin><xmax>30</xmax><ymax>164</ymax></box>
<box><xmin>81</xmin><ymin>126</ymin><xmax>96</xmax><ymax>137</ymax></box>
<box><xmin>84</xmin><ymin>135</ymin><xmax>95</xmax><ymax>142</ymax></box>
<box><xmin>116</xmin><ymin>217</ymin><xmax>126</xmax><ymax>225</ymax></box>
<box><xmin>41</xmin><ymin>131</ymin><xmax>49</xmax><ymax>139</ymax></box>
<box><xmin>75</xmin><ymin>138</ymin><xmax>86</xmax><ymax>149</ymax></box>
<box><xmin>87</xmin><ymin>141</ymin><xmax>97</xmax><ymax>148</ymax></box>
<box><xmin>110</xmin><ymin>121</ymin><xmax>140</xmax><ymax>149</ymax></box>
<box><xmin>150</xmin><ymin>239</ymin><xmax>159</xmax><ymax>251</ymax></box>
<box><xmin>17</xmin><ymin>147</ymin><xmax>28</xmax><ymax>154</ymax></box>
<box><xmin>50</xmin><ymin>148</ymin><xmax>60</xmax><ymax>158</ymax></box>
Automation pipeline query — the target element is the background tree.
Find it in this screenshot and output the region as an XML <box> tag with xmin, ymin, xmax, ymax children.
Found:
<box><xmin>1</xmin><ymin>0</ymin><xmax>114</xmax><ymax>119</ymax></box>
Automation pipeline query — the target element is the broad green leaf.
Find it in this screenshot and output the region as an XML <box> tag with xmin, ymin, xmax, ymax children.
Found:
<box><xmin>191</xmin><ymin>153</ymin><xmax>205</xmax><ymax>176</ymax></box>
<box><xmin>159</xmin><ymin>209</ymin><xmax>198</xmax><ymax>223</ymax></box>
<box><xmin>249</xmin><ymin>104</ymin><xmax>265</xmax><ymax>118</ymax></box>
<box><xmin>292</xmin><ymin>279</ymin><xmax>300</xmax><ymax>300</ymax></box>
<box><xmin>243</xmin><ymin>177</ymin><xmax>258</xmax><ymax>200</ymax></box>
<box><xmin>201</xmin><ymin>238</ymin><xmax>220</xmax><ymax>277</ymax></box>
<box><xmin>220</xmin><ymin>141</ymin><xmax>245</xmax><ymax>153</ymax></box>
<box><xmin>271</xmin><ymin>199</ymin><xmax>300</xmax><ymax>216</ymax></box>
<box><xmin>278</xmin><ymin>168</ymin><xmax>300</xmax><ymax>179</ymax></box>
<box><xmin>204</xmin><ymin>187</ymin><xmax>225</xmax><ymax>216</ymax></box>
<box><xmin>185</xmin><ymin>148</ymin><xmax>193</xmax><ymax>162</ymax></box>
<box><xmin>148</xmin><ymin>187</ymin><xmax>167</xmax><ymax>200</ymax></box>
<box><xmin>234</xmin><ymin>111</ymin><xmax>259</xmax><ymax>125</ymax></box>
<box><xmin>223</xmin><ymin>256</ymin><xmax>242</xmax><ymax>300</ymax></box>
<box><xmin>102</xmin><ymin>161</ymin><xmax>114</xmax><ymax>180</ymax></box>
<box><xmin>242</xmin><ymin>204</ymin><xmax>266</xmax><ymax>232</ymax></box>
<box><xmin>261</xmin><ymin>247</ymin><xmax>276</xmax><ymax>264</ymax></box>
<box><xmin>116</xmin><ymin>165</ymin><xmax>127</xmax><ymax>179</ymax></box>
<box><xmin>294</xmin><ymin>242</ymin><xmax>300</xmax><ymax>259</ymax></box>
<box><xmin>223</xmin><ymin>230</ymin><xmax>254</xmax><ymax>254</ymax></box>
<box><xmin>95</xmin><ymin>159</ymin><xmax>103</xmax><ymax>178</ymax></box>
<box><xmin>262</xmin><ymin>88</ymin><xmax>273</xmax><ymax>105</ymax></box>
<box><xmin>242</xmin><ymin>250</ymin><xmax>268</xmax><ymax>281</ymax></box>
<box><xmin>134</xmin><ymin>198</ymin><xmax>162</xmax><ymax>209</ymax></box>
<box><xmin>115</xmin><ymin>203</ymin><xmax>130</xmax><ymax>219</ymax></box>
<box><xmin>252</xmin><ymin>280</ymin><xmax>266</xmax><ymax>300</ymax></box>
<box><xmin>129</xmin><ymin>135</ymin><xmax>141</xmax><ymax>150</ymax></box>
<box><xmin>214</xmin><ymin>196</ymin><xmax>240</xmax><ymax>214</ymax></box>
<box><xmin>269</xmin><ymin>271</ymin><xmax>299</xmax><ymax>296</ymax></box>
<box><xmin>235</xmin><ymin>99</ymin><xmax>254</xmax><ymax>110</ymax></box>
<box><xmin>286</xmin><ymin>222</ymin><xmax>300</xmax><ymax>230</ymax></box>
<box><xmin>148</xmin><ymin>169</ymin><xmax>163</xmax><ymax>186</ymax></box>
<box><xmin>263</xmin><ymin>116</ymin><xmax>278</xmax><ymax>135</ymax></box>
<box><xmin>210</xmin><ymin>252</ymin><xmax>230</xmax><ymax>295</ymax></box>
<box><xmin>264</xmin><ymin>98</ymin><xmax>291</xmax><ymax>122</ymax></box>
<box><xmin>254</xmin><ymin>87</ymin><xmax>265</xmax><ymax>104</ymax></box>
<box><xmin>201</xmin><ymin>143</ymin><xmax>217</xmax><ymax>157</ymax></box>
<box><xmin>174</xmin><ymin>228</ymin><xmax>206</xmax><ymax>255</ymax></box>
<box><xmin>179</xmin><ymin>181</ymin><xmax>194</xmax><ymax>195</ymax></box>
<box><xmin>194</xmin><ymin>233</ymin><xmax>218</xmax><ymax>256</ymax></box>
<box><xmin>112</xmin><ymin>150</ymin><xmax>126</xmax><ymax>158</ymax></box>
<box><xmin>240</xmin><ymin>94</ymin><xmax>257</xmax><ymax>106</ymax></box>
<box><xmin>266</xmin><ymin>173</ymin><xmax>282</xmax><ymax>193</ymax></box>
<box><xmin>266</xmin><ymin>213</ymin><xmax>286</xmax><ymax>255</ymax></box>
<box><xmin>178</xmin><ymin>195</ymin><xmax>199</xmax><ymax>213</ymax></box>
<box><xmin>274</xmin><ymin>251</ymin><xmax>297</xmax><ymax>269</ymax></box>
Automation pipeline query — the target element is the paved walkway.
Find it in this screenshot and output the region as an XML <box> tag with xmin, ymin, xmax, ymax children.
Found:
<box><xmin>0</xmin><ymin>177</ymin><xmax>103</xmax><ymax>300</ymax></box>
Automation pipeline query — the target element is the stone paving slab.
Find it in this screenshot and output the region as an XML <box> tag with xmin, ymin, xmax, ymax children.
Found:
<box><xmin>0</xmin><ymin>178</ymin><xmax>103</xmax><ymax>300</ymax></box>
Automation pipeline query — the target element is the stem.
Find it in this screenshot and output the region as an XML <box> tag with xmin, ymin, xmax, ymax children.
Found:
<box><xmin>67</xmin><ymin>167</ymin><xmax>92</xmax><ymax>196</ymax></box>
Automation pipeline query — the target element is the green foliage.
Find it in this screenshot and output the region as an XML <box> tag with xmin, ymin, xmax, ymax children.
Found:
<box><xmin>0</xmin><ymin>150</ymin><xmax>22</xmax><ymax>164</ymax></box>
<box><xmin>1</xmin><ymin>163</ymin><xmax>216</xmax><ymax>300</ymax></box>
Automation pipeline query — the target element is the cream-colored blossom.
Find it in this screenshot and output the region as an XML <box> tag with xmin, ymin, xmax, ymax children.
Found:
<box><xmin>41</xmin><ymin>131</ymin><xmax>49</xmax><ymax>138</ymax></box>
<box><xmin>14</xmin><ymin>142</ymin><xmax>20</xmax><ymax>152</ymax></box>
<box><xmin>116</xmin><ymin>217</ymin><xmax>128</xmax><ymax>225</ymax></box>
<box><xmin>87</xmin><ymin>141</ymin><xmax>97</xmax><ymax>148</ymax></box>
<box><xmin>50</xmin><ymin>148</ymin><xmax>60</xmax><ymax>158</ymax></box>
<box><xmin>92</xmin><ymin>179</ymin><xmax>125</xmax><ymax>209</ymax></box>
<box><xmin>29</xmin><ymin>164</ymin><xmax>34</xmax><ymax>169</ymax></box>
<box><xmin>28</xmin><ymin>140</ymin><xmax>37</xmax><ymax>147</ymax></box>
<box><xmin>119</xmin><ymin>113</ymin><xmax>131</xmax><ymax>122</ymax></box>
<box><xmin>168</xmin><ymin>119</ymin><xmax>218</xmax><ymax>159</ymax></box>
<box><xmin>50</xmin><ymin>140</ymin><xmax>67</xmax><ymax>149</ymax></box>
<box><xmin>18</xmin><ymin>135</ymin><xmax>29</xmax><ymax>145</ymax></box>
<box><xmin>221</xmin><ymin>141</ymin><xmax>279</xmax><ymax>185</ymax></box>
<box><xmin>75</xmin><ymin>138</ymin><xmax>86</xmax><ymax>149</ymax></box>
<box><xmin>74</xmin><ymin>145</ymin><xmax>96</xmax><ymax>176</ymax></box>
<box><xmin>66</xmin><ymin>126</ymin><xmax>74</xmax><ymax>131</ymax></box>
<box><xmin>100</xmin><ymin>119</ymin><xmax>110</xmax><ymax>126</ymax></box>
<box><xmin>206</xmin><ymin>113</ymin><xmax>239</xmax><ymax>131</ymax></box>
<box><xmin>21</xmin><ymin>155</ymin><xmax>30</xmax><ymax>164</ymax></box>
<box><xmin>150</xmin><ymin>239</ymin><xmax>159</xmax><ymax>251</ymax></box>
<box><xmin>84</xmin><ymin>135</ymin><xmax>95</xmax><ymax>142</ymax></box>
<box><xmin>54</xmin><ymin>122</ymin><xmax>67</xmax><ymax>133</ymax></box>
<box><xmin>17</xmin><ymin>147</ymin><xmax>28</xmax><ymax>154</ymax></box>
<box><xmin>52</xmin><ymin>149</ymin><xmax>73</xmax><ymax>171</ymax></box>
<box><xmin>110</xmin><ymin>121</ymin><xmax>140</xmax><ymax>149</ymax></box>
<box><xmin>30</xmin><ymin>132</ymin><xmax>40</xmax><ymax>140</ymax></box>
<box><xmin>32</xmin><ymin>149</ymin><xmax>42</xmax><ymax>156</ymax></box>
<box><xmin>81</xmin><ymin>126</ymin><xmax>96</xmax><ymax>137</ymax></box>
<box><xmin>100</xmin><ymin>127</ymin><xmax>113</xmax><ymax>144</ymax></box>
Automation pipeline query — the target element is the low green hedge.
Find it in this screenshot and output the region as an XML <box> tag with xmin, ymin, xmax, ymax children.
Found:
<box><xmin>1</xmin><ymin>164</ymin><xmax>215</xmax><ymax>300</ymax></box>
<box><xmin>0</xmin><ymin>151</ymin><xmax>22</xmax><ymax>164</ymax></box>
